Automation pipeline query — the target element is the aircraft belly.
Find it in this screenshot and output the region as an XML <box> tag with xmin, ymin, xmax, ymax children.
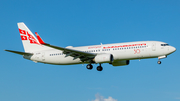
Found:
<box><xmin>45</xmin><ymin>56</ymin><xmax>81</xmax><ymax>65</ymax></box>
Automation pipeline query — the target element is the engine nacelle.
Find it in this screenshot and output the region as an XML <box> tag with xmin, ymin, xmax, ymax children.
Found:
<box><xmin>112</xmin><ymin>60</ymin><xmax>130</xmax><ymax>66</ymax></box>
<box><xmin>94</xmin><ymin>54</ymin><xmax>113</xmax><ymax>63</ymax></box>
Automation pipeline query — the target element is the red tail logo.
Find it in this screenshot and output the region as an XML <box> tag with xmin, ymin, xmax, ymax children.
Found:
<box><xmin>19</xmin><ymin>29</ymin><xmax>26</xmax><ymax>35</ymax></box>
<box><xmin>19</xmin><ymin>29</ymin><xmax>40</xmax><ymax>45</ymax></box>
<box><xmin>21</xmin><ymin>35</ymin><xmax>27</xmax><ymax>40</ymax></box>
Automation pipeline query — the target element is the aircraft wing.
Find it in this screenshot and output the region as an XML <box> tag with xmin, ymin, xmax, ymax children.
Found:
<box><xmin>35</xmin><ymin>32</ymin><xmax>96</xmax><ymax>62</ymax></box>
<box><xmin>44</xmin><ymin>43</ymin><xmax>96</xmax><ymax>62</ymax></box>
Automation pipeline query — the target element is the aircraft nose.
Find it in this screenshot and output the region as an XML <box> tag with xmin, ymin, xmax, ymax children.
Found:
<box><xmin>171</xmin><ymin>46</ymin><xmax>176</xmax><ymax>53</ymax></box>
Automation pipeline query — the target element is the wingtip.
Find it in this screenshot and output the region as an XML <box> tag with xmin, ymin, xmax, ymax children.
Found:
<box><xmin>35</xmin><ymin>32</ymin><xmax>45</xmax><ymax>44</ymax></box>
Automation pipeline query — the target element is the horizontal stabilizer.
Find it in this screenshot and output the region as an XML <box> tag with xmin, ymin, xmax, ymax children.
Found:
<box><xmin>5</xmin><ymin>50</ymin><xmax>33</xmax><ymax>55</ymax></box>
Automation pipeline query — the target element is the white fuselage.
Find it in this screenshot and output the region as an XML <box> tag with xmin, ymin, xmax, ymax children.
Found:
<box><xmin>26</xmin><ymin>41</ymin><xmax>176</xmax><ymax>65</ymax></box>
<box><xmin>5</xmin><ymin>22</ymin><xmax>176</xmax><ymax>71</ymax></box>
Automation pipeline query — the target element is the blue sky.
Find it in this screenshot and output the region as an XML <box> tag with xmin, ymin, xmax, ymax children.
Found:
<box><xmin>0</xmin><ymin>0</ymin><xmax>180</xmax><ymax>101</ymax></box>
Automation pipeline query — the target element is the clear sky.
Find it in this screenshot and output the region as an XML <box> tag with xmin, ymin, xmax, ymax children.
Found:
<box><xmin>0</xmin><ymin>0</ymin><xmax>180</xmax><ymax>101</ymax></box>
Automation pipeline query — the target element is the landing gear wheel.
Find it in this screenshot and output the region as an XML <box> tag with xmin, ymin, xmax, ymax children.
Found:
<box><xmin>157</xmin><ymin>61</ymin><xmax>161</xmax><ymax>64</ymax></box>
<box><xmin>86</xmin><ymin>64</ymin><xmax>93</xmax><ymax>70</ymax></box>
<box><xmin>97</xmin><ymin>66</ymin><xmax>103</xmax><ymax>71</ymax></box>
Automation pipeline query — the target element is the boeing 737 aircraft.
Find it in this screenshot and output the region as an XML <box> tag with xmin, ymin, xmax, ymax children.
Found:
<box><xmin>5</xmin><ymin>22</ymin><xmax>176</xmax><ymax>71</ymax></box>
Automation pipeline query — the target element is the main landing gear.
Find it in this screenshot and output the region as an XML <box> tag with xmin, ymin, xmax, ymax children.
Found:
<box><xmin>86</xmin><ymin>64</ymin><xmax>93</xmax><ymax>70</ymax></box>
<box><xmin>96</xmin><ymin>64</ymin><xmax>103</xmax><ymax>71</ymax></box>
<box><xmin>86</xmin><ymin>64</ymin><xmax>103</xmax><ymax>71</ymax></box>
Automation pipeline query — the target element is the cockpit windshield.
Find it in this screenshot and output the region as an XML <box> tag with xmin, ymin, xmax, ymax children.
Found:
<box><xmin>161</xmin><ymin>44</ymin><xmax>169</xmax><ymax>46</ymax></box>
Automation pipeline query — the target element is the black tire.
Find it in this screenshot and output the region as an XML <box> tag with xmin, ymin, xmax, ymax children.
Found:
<box><xmin>158</xmin><ymin>61</ymin><xmax>161</xmax><ymax>64</ymax></box>
<box><xmin>86</xmin><ymin>64</ymin><xmax>93</xmax><ymax>70</ymax></box>
<box><xmin>97</xmin><ymin>66</ymin><xmax>103</xmax><ymax>71</ymax></box>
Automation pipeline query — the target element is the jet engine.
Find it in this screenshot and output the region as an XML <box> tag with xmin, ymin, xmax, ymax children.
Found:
<box><xmin>93</xmin><ymin>54</ymin><xmax>113</xmax><ymax>63</ymax></box>
<box><xmin>112</xmin><ymin>60</ymin><xmax>130</xmax><ymax>66</ymax></box>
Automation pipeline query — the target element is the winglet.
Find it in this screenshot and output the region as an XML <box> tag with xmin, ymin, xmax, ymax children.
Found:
<box><xmin>35</xmin><ymin>32</ymin><xmax>45</xmax><ymax>44</ymax></box>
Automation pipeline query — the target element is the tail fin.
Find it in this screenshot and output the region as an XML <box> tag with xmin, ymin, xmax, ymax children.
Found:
<box><xmin>18</xmin><ymin>22</ymin><xmax>50</xmax><ymax>52</ymax></box>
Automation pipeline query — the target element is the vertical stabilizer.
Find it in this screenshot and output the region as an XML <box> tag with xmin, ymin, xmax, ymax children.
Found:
<box><xmin>17</xmin><ymin>22</ymin><xmax>50</xmax><ymax>52</ymax></box>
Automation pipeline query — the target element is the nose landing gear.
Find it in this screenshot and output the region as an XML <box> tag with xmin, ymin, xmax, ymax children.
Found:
<box><xmin>157</xmin><ymin>60</ymin><xmax>161</xmax><ymax>64</ymax></box>
<box><xmin>157</xmin><ymin>55</ymin><xmax>166</xmax><ymax>64</ymax></box>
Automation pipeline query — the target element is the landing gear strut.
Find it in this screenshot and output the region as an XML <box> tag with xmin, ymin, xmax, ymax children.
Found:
<box><xmin>96</xmin><ymin>64</ymin><xmax>103</xmax><ymax>71</ymax></box>
<box><xmin>86</xmin><ymin>64</ymin><xmax>93</xmax><ymax>70</ymax></box>
<box><xmin>157</xmin><ymin>56</ymin><xmax>166</xmax><ymax>64</ymax></box>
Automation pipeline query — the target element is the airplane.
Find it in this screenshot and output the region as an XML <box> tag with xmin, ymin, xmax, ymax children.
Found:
<box><xmin>5</xmin><ymin>22</ymin><xmax>176</xmax><ymax>71</ymax></box>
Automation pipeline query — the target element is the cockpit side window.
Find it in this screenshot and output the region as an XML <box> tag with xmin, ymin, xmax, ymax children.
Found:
<box><xmin>161</xmin><ymin>44</ymin><xmax>169</xmax><ymax>46</ymax></box>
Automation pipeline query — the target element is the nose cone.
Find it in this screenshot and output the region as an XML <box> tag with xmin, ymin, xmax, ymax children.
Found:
<box><xmin>170</xmin><ymin>46</ymin><xmax>176</xmax><ymax>53</ymax></box>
